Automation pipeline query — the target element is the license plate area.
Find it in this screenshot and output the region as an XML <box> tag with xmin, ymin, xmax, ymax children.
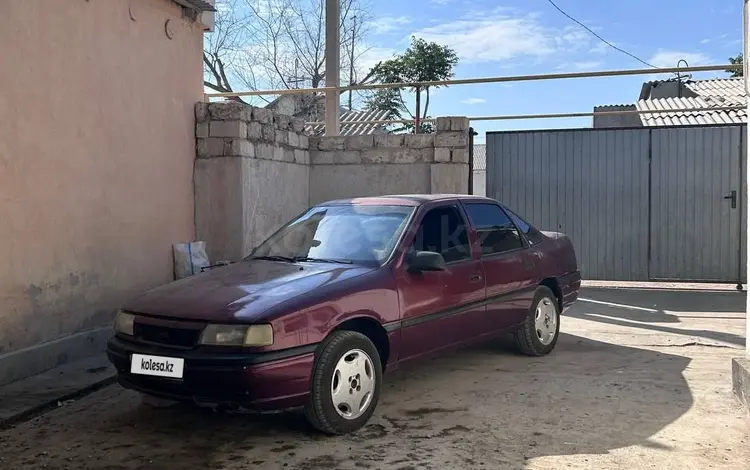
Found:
<box><xmin>130</xmin><ymin>353</ymin><xmax>185</xmax><ymax>379</ymax></box>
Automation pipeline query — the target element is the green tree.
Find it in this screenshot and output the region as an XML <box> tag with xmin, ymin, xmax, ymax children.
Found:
<box><xmin>366</xmin><ymin>37</ymin><xmax>459</xmax><ymax>133</ymax></box>
<box><xmin>727</xmin><ymin>53</ymin><xmax>743</xmax><ymax>77</ymax></box>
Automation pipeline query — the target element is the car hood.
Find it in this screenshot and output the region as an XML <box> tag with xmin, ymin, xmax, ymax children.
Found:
<box><xmin>123</xmin><ymin>260</ymin><xmax>375</xmax><ymax>323</ymax></box>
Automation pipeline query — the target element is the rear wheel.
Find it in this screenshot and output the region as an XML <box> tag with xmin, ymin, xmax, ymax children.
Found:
<box><xmin>304</xmin><ymin>330</ymin><xmax>382</xmax><ymax>435</ymax></box>
<box><xmin>513</xmin><ymin>286</ymin><xmax>560</xmax><ymax>356</ymax></box>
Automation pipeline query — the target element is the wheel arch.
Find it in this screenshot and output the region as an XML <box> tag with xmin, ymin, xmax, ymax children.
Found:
<box><xmin>331</xmin><ymin>314</ymin><xmax>390</xmax><ymax>371</ymax></box>
<box><xmin>539</xmin><ymin>277</ymin><xmax>563</xmax><ymax>311</ymax></box>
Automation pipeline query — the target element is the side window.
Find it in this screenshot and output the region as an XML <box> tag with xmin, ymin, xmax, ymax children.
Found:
<box><xmin>505</xmin><ymin>207</ymin><xmax>545</xmax><ymax>246</ymax></box>
<box><xmin>464</xmin><ymin>203</ymin><xmax>524</xmax><ymax>255</ymax></box>
<box><xmin>410</xmin><ymin>205</ymin><xmax>471</xmax><ymax>263</ymax></box>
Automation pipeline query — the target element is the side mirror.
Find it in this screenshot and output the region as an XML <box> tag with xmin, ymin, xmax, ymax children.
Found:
<box><xmin>407</xmin><ymin>251</ymin><xmax>446</xmax><ymax>273</ymax></box>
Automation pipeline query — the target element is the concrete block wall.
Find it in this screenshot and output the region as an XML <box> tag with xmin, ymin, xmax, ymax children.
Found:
<box><xmin>308</xmin><ymin>116</ymin><xmax>470</xmax><ymax>204</ymax></box>
<box><xmin>592</xmin><ymin>105</ymin><xmax>642</xmax><ymax>128</ymax></box>
<box><xmin>472</xmin><ymin>170</ymin><xmax>487</xmax><ymax>196</ymax></box>
<box><xmin>195</xmin><ymin>103</ymin><xmax>470</xmax><ymax>263</ymax></box>
<box><xmin>194</xmin><ymin>101</ymin><xmax>310</xmax><ymax>262</ymax></box>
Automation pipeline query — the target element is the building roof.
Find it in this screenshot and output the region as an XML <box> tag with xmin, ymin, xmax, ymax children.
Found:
<box><xmin>173</xmin><ymin>0</ymin><xmax>216</xmax><ymax>11</ymax></box>
<box><xmin>473</xmin><ymin>144</ymin><xmax>486</xmax><ymax>171</ymax></box>
<box><xmin>305</xmin><ymin>109</ymin><xmax>391</xmax><ymax>136</ymax></box>
<box><xmin>636</xmin><ymin>96</ymin><xmax>746</xmax><ymax>126</ymax></box>
<box><xmin>686</xmin><ymin>78</ymin><xmax>746</xmax><ymax>103</ymax></box>
<box><xmin>593</xmin><ymin>104</ymin><xmax>638</xmax><ymax>111</ymax></box>
<box><xmin>265</xmin><ymin>93</ymin><xmax>389</xmax><ymax>136</ymax></box>
<box><xmin>637</xmin><ymin>78</ymin><xmax>746</xmax><ymax>126</ymax></box>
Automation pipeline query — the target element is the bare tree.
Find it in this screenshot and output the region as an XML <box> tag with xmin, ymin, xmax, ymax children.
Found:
<box><xmin>203</xmin><ymin>0</ymin><xmax>379</xmax><ymax>106</ymax></box>
<box><xmin>203</xmin><ymin>0</ymin><xmax>248</xmax><ymax>94</ymax></box>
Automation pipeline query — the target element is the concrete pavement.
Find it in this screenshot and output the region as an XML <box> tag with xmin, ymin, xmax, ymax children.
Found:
<box><xmin>0</xmin><ymin>287</ymin><xmax>747</xmax><ymax>469</ymax></box>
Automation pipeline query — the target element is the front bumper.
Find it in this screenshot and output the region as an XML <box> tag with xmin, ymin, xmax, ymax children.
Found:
<box><xmin>106</xmin><ymin>337</ymin><xmax>316</xmax><ymax>410</ymax></box>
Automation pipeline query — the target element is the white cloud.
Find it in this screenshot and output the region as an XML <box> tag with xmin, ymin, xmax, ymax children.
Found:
<box><xmin>357</xmin><ymin>47</ymin><xmax>399</xmax><ymax>71</ymax></box>
<box><xmin>648</xmin><ymin>50</ymin><xmax>712</xmax><ymax>68</ymax></box>
<box><xmin>430</xmin><ymin>0</ymin><xmax>452</xmax><ymax>5</ymax></box>
<box><xmin>411</xmin><ymin>9</ymin><xmax>592</xmax><ymax>63</ymax></box>
<box><xmin>572</xmin><ymin>60</ymin><xmax>603</xmax><ymax>70</ymax></box>
<box><xmin>589</xmin><ymin>42</ymin><xmax>610</xmax><ymax>55</ymax></box>
<box><xmin>370</xmin><ymin>16</ymin><xmax>411</xmax><ymax>35</ymax></box>
<box><xmin>555</xmin><ymin>60</ymin><xmax>604</xmax><ymax>72</ymax></box>
<box><xmin>556</xmin><ymin>27</ymin><xmax>590</xmax><ymax>50</ymax></box>
<box><xmin>461</xmin><ymin>98</ymin><xmax>486</xmax><ymax>105</ymax></box>
<box><xmin>699</xmin><ymin>33</ymin><xmax>739</xmax><ymax>49</ymax></box>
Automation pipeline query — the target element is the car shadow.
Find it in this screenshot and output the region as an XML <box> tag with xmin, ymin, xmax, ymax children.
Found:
<box><xmin>359</xmin><ymin>332</ymin><xmax>694</xmax><ymax>469</ymax></box>
<box><xmin>1</xmin><ymin>331</ymin><xmax>695</xmax><ymax>469</ymax></box>
<box><xmin>569</xmin><ymin>287</ymin><xmax>746</xmax><ymax>347</ymax></box>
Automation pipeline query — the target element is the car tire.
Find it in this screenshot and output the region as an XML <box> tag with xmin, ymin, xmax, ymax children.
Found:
<box><xmin>513</xmin><ymin>286</ymin><xmax>561</xmax><ymax>356</ymax></box>
<box><xmin>304</xmin><ymin>330</ymin><xmax>383</xmax><ymax>435</ymax></box>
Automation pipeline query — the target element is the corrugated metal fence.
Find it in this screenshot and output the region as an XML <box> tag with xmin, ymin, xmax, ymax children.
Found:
<box><xmin>486</xmin><ymin>125</ymin><xmax>747</xmax><ymax>283</ymax></box>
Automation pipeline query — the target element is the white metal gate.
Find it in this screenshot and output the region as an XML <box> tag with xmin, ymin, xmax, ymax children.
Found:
<box><xmin>649</xmin><ymin>127</ymin><xmax>743</xmax><ymax>282</ymax></box>
<box><xmin>486</xmin><ymin>124</ymin><xmax>746</xmax><ymax>283</ymax></box>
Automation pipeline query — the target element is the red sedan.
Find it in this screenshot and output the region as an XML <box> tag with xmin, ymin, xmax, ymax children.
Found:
<box><xmin>107</xmin><ymin>195</ymin><xmax>581</xmax><ymax>434</ymax></box>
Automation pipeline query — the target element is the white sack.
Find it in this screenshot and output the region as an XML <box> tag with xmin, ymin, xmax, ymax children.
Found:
<box><xmin>173</xmin><ymin>241</ymin><xmax>210</xmax><ymax>280</ymax></box>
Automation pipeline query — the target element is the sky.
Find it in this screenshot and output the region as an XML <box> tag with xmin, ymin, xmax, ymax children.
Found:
<box><xmin>358</xmin><ymin>0</ymin><xmax>743</xmax><ymax>142</ymax></box>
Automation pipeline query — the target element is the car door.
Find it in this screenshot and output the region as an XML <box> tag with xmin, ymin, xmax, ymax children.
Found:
<box><xmin>462</xmin><ymin>202</ymin><xmax>539</xmax><ymax>331</ymax></box>
<box><xmin>394</xmin><ymin>201</ymin><xmax>486</xmax><ymax>360</ymax></box>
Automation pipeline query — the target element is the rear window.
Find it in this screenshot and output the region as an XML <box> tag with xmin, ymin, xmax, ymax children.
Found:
<box><xmin>504</xmin><ymin>207</ymin><xmax>545</xmax><ymax>246</ymax></box>
<box><xmin>464</xmin><ymin>203</ymin><xmax>524</xmax><ymax>255</ymax></box>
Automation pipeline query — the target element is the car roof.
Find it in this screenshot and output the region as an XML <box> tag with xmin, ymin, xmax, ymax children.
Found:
<box><xmin>319</xmin><ymin>194</ymin><xmax>498</xmax><ymax>207</ymax></box>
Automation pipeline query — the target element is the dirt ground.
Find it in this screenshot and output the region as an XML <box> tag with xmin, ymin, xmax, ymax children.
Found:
<box><xmin>0</xmin><ymin>287</ymin><xmax>748</xmax><ymax>470</ymax></box>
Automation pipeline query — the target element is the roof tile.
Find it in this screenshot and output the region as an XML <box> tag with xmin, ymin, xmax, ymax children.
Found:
<box><xmin>305</xmin><ymin>109</ymin><xmax>391</xmax><ymax>136</ymax></box>
<box><xmin>472</xmin><ymin>144</ymin><xmax>486</xmax><ymax>170</ymax></box>
<box><xmin>638</xmin><ymin>78</ymin><xmax>746</xmax><ymax>126</ymax></box>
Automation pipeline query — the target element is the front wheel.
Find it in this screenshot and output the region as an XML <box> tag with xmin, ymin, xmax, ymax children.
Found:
<box><xmin>304</xmin><ymin>331</ymin><xmax>383</xmax><ymax>435</ymax></box>
<box><xmin>513</xmin><ymin>286</ymin><xmax>560</xmax><ymax>356</ymax></box>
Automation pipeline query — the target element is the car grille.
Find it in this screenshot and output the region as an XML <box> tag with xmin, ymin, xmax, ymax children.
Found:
<box><xmin>133</xmin><ymin>323</ymin><xmax>201</xmax><ymax>349</ymax></box>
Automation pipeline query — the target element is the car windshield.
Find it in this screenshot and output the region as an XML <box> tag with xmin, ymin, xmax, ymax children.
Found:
<box><xmin>248</xmin><ymin>204</ymin><xmax>415</xmax><ymax>265</ymax></box>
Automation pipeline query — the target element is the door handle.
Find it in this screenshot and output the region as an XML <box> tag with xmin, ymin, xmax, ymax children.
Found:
<box><xmin>724</xmin><ymin>190</ymin><xmax>737</xmax><ymax>209</ymax></box>
<box><xmin>523</xmin><ymin>258</ymin><xmax>536</xmax><ymax>270</ymax></box>
<box><xmin>469</xmin><ymin>274</ymin><xmax>482</xmax><ymax>283</ymax></box>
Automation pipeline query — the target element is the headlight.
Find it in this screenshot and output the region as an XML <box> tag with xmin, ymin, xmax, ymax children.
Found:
<box><xmin>199</xmin><ymin>324</ymin><xmax>274</xmax><ymax>346</ymax></box>
<box><xmin>113</xmin><ymin>311</ymin><xmax>135</xmax><ymax>336</ymax></box>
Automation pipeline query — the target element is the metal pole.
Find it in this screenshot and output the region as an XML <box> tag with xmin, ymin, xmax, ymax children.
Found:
<box><xmin>468</xmin><ymin>106</ymin><xmax>746</xmax><ymax>121</ymax></box>
<box><xmin>324</xmin><ymin>0</ymin><xmax>340</xmax><ymax>136</ymax></box>
<box><xmin>468</xmin><ymin>127</ymin><xmax>474</xmax><ymax>195</ymax></box>
<box><xmin>348</xmin><ymin>15</ymin><xmax>356</xmax><ymax>111</ymax></box>
<box><xmin>302</xmin><ymin>105</ymin><xmax>747</xmax><ymax>127</ymax></box>
<box><xmin>744</xmin><ymin>0</ymin><xmax>749</xmax><ymax>358</ymax></box>
<box><xmin>204</xmin><ymin>63</ymin><xmax>741</xmax><ymax>99</ymax></box>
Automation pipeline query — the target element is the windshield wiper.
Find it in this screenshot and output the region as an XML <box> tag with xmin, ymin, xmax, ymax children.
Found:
<box><xmin>250</xmin><ymin>255</ymin><xmax>354</xmax><ymax>265</ymax></box>
<box><xmin>249</xmin><ymin>255</ymin><xmax>297</xmax><ymax>262</ymax></box>
<box><xmin>200</xmin><ymin>260</ymin><xmax>234</xmax><ymax>272</ymax></box>
<box><xmin>293</xmin><ymin>257</ymin><xmax>354</xmax><ymax>265</ymax></box>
